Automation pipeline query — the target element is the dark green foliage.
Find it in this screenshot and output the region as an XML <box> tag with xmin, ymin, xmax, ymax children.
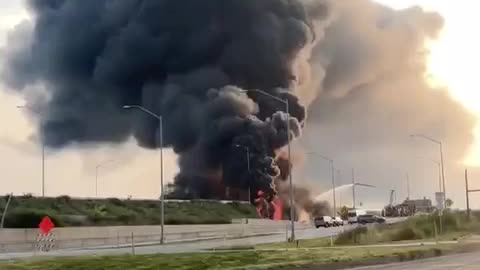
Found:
<box><xmin>3</xmin><ymin>209</ymin><xmax>63</xmax><ymax>228</ymax></box>
<box><xmin>335</xmin><ymin>226</ymin><xmax>368</xmax><ymax>245</ymax></box>
<box><xmin>0</xmin><ymin>195</ymin><xmax>257</xmax><ymax>227</ymax></box>
<box><xmin>390</xmin><ymin>227</ymin><xmax>422</xmax><ymax>241</ymax></box>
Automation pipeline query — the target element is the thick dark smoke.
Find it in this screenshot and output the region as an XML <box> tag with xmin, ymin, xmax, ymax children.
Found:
<box><xmin>4</xmin><ymin>0</ymin><xmax>476</xmax><ymax>216</ymax></box>
<box><xmin>2</xmin><ymin>0</ymin><xmax>329</xmax><ymax>204</ymax></box>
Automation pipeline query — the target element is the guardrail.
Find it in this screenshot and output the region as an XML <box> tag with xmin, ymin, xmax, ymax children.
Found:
<box><xmin>0</xmin><ymin>221</ymin><xmax>312</xmax><ymax>253</ymax></box>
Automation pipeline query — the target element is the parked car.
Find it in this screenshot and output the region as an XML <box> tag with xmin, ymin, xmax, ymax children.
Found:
<box><xmin>314</xmin><ymin>216</ymin><xmax>335</xmax><ymax>228</ymax></box>
<box><xmin>333</xmin><ymin>216</ymin><xmax>345</xmax><ymax>226</ymax></box>
<box><xmin>357</xmin><ymin>215</ymin><xmax>386</xmax><ymax>224</ymax></box>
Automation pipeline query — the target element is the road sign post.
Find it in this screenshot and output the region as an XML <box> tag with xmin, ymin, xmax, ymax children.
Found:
<box><xmin>36</xmin><ymin>217</ymin><xmax>56</xmax><ymax>252</ymax></box>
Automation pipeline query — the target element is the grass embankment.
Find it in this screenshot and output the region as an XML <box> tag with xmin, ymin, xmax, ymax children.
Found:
<box><xmin>0</xmin><ymin>195</ymin><xmax>257</xmax><ymax>227</ymax></box>
<box><xmin>0</xmin><ymin>245</ymin><xmax>458</xmax><ymax>270</ymax></box>
<box><xmin>334</xmin><ymin>211</ymin><xmax>480</xmax><ymax>246</ymax></box>
<box><xmin>3</xmin><ymin>212</ymin><xmax>480</xmax><ymax>270</ymax></box>
<box><xmin>260</xmin><ymin>211</ymin><xmax>480</xmax><ymax>250</ymax></box>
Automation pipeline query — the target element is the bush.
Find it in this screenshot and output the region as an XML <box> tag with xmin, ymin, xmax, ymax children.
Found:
<box><xmin>4</xmin><ymin>209</ymin><xmax>63</xmax><ymax>228</ymax></box>
<box><xmin>108</xmin><ymin>198</ymin><xmax>126</xmax><ymax>207</ymax></box>
<box><xmin>335</xmin><ymin>226</ymin><xmax>368</xmax><ymax>245</ymax></box>
<box><xmin>56</xmin><ymin>195</ymin><xmax>72</xmax><ymax>204</ymax></box>
<box><xmin>116</xmin><ymin>213</ymin><xmax>137</xmax><ymax>224</ymax></box>
<box><xmin>390</xmin><ymin>227</ymin><xmax>422</xmax><ymax>241</ymax></box>
<box><xmin>0</xmin><ymin>196</ymin><xmax>257</xmax><ymax>226</ymax></box>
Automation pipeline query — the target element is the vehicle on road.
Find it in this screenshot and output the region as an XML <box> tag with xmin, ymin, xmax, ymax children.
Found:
<box><xmin>333</xmin><ymin>216</ymin><xmax>345</xmax><ymax>226</ymax></box>
<box><xmin>347</xmin><ymin>209</ymin><xmax>367</xmax><ymax>223</ymax></box>
<box><xmin>314</xmin><ymin>216</ymin><xmax>335</xmax><ymax>228</ymax></box>
<box><xmin>358</xmin><ymin>214</ymin><xmax>386</xmax><ymax>224</ymax></box>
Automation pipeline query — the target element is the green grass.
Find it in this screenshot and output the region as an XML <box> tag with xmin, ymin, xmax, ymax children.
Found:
<box><xmin>0</xmin><ymin>195</ymin><xmax>257</xmax><ymax>227</ymax></box>
<box><xmin>259</xmin><ymin>212</ymin><xmax>480</xmax><ymax>250</ymax></box>
<box><xmin>0</xmin><ymin>245</ymin><xmax>456</xmax><ymax>270</ymax></box>
<box><xmin>331</xmin><ymin>211</ymin><xmax>480</xmax><ymax>245</ymax></box>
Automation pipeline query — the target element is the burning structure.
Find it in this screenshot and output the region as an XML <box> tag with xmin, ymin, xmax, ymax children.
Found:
<box><xmin>2</xmin><ymin>0</ymin><xmax>461</xmax><ymax>221</ymax></box>
<box><xmin>3</xmin><ymin>0</ymin><xmax>331</xmax><ymax>220</ymax></box>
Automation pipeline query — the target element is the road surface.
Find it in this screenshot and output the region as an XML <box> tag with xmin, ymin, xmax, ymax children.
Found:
<box><xmin>348</xmin><ymin>250</ymin><xmax>480</xmax><ymax>270</ymax></box>
<box><xmin>0</xmin><ymin>218</ymin><xmax>406</xmax><ymax>260</ymax></box>
<box><xmin>0</xmin><ymin>225</ymin><xmax>347</xmax><ymax>260</ymax></box>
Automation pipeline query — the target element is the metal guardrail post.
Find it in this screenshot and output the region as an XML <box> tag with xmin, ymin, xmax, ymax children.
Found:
<box><xmin>131</xmin><ymin>232</ymin><xmax>135</xmax><ymax>255</ymax></box>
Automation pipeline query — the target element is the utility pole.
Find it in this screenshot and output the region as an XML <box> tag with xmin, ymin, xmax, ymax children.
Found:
<box><xmin>440</xmin><ymin>143</ymin><xmax>446</xmax><ymax>209</ymax></box>
<box><xmin>463</xmin><ymin>168</ymin><xmax>480</xmax><ymax>223</ymax></box>
<box><xmin>465</xmin><ymin>169</ymin><xmax>470</xmax><ymax>220</ymax></box>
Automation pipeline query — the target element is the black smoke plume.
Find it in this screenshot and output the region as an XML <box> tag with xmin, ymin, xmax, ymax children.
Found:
<box><xmin>3</xmin><ymin>0</ymin><xmax>328</xmax><ymax>202</ymax></box>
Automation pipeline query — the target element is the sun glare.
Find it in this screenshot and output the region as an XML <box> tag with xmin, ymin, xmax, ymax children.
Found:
<box><xmin>425</xmin><ymin>4</ymin><xmax>480</xmax><ymax>166</ymax></box>
<box><xmin>376</xmin><ymin>0</ymin><xmax>480</xmax><ymax>166</ymax></box>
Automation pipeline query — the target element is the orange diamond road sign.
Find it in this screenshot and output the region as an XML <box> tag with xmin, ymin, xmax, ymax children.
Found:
<box><xmin>39</xmin><ymin>217</ymin><xmax>55</xmax><ymax>233</ymax></box>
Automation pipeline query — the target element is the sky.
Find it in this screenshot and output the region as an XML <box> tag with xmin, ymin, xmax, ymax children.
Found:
<box><xmin>373</xmin><ymin>0</ymin><xmax>480</xmax><ymax>165</ymax></box>
<box><xmin>0</xmin><ymin>0</ymin><xmax>479</xmax><ymax>208</ymax></box>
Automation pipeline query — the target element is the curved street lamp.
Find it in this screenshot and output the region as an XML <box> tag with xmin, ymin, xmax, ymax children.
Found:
<box><xmin>123</xmin><ymin>105</ymin><xmax>165</xmax><ymax>245</ymax></box>
<box><xmin>307</xmin><ymin>152</ymin><xmax>336</xmax><ymax>214</ymax></box>
<box><xmin>410</xmin><ymin>134</ymin><xmax>446</xmax><ymax>208</ymax></box>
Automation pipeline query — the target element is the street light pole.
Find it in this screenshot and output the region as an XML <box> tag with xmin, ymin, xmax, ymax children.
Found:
<box><xmin>439</xmin><ymin>142</ymin><xmax>446</xmax><ymax>206</ymax></box>
<box><xmin>410</xmin><ymin>134</ymin><xmax>447</xmax><ymax>209</ymax></box>
<box><xmin>307</xmin><ymin>152</ymin><xmax>336</xmax><ymax>215</ymax></box>
<box><xmin>124</xmin><ymin>105</ymin><xmax>164</xmax><ymax>245</ymax></box>
<box><xmin>234</xmin><ymin>144</ymin><xmax>251</xmax><ymax>202</ymax></box>
<box><xmin>415</xmin><ymin>157</ymin><xmax>442</xmax><ymax>193</ymax></box>
<box><xmin>244</xmin><ymin>89</ymin><xmax>295</xmax><ymax>241</ymax></box>
<box><xmin>286</xmin><ymin>101</ymin><xmax>295</xmax><ymax>241</ymax></box>
<box><xmin>42</xmin><ymin>143</ymin><xmax>45</xmax><ymax>197</ymax></box>
<box><xmin>17</xmin><ymin>105</ymin><xmax>45</xmax><ymax>197</ymax></box>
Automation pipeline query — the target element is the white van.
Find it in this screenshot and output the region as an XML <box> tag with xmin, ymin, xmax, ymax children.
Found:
<box><xmin>348</xmin><ymin>209</ymin><xmax>382</xmax><ymax>223</ymax></box>
<box><xmin>314</xmin><ymin>216</ymin><xmax>335</xmax><ymax>228</ymax></box>
<box><xmin>347</xmin><ymin>209</ymin><xmax>367</xmax><ymax>223</ymax></box>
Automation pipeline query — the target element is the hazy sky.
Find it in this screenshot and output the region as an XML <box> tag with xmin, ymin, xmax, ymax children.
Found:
<box><xmin>0</xmin><ymin>0</ymin><xmax>479</xmax><ymax>209</ymax></box>
<box><xmin>374</xmin><ymin>0</ymin><xmax>480</xmax><ymax>165</ymax></box>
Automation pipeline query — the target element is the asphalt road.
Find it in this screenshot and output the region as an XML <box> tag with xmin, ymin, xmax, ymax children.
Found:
<box><xmin>0</xmin><ymin>218</ymin><xmax>406</xmax><ymax>260</ymax></box>
<box><xmin>348</xmin><ymin>250</ymin><xmax>480</xmax><ymax>270</ymax></box>
<box><xmin>0</xmin><ymin>225</ymin><xmax>347</xmax><ymax>260</ymax></box>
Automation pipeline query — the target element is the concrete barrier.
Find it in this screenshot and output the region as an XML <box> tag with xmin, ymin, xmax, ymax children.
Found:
<box><xmin>0</xmin><ymin>221</ymin><xmax>312</xmax><ymax>253</ymax></box>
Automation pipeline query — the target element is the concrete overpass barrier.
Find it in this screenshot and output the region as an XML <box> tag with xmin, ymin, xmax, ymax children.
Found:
<box><xmin>0</xmin><ymin>221</ymin><xmax>313</xmax><ymax>253</ymax></box>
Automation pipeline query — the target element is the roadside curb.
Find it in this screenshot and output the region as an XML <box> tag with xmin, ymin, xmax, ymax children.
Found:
<box><xmin>83</xmin><ymin>232</ymin><xmax>283</xmax><ymax>250</ymax></box>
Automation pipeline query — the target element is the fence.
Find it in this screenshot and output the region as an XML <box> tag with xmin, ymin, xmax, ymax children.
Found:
<box><xmin>0</xmin><ymin>221</ymin><xmax>311</xmax><ymax>253</ymax></box>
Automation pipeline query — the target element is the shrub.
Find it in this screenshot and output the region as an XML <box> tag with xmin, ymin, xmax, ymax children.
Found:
<box><xmin>4</xmin><ymin>209</ymin><xmax>63</xmax><ymax>228</ymax></box>
<box><xmin>433</xmin><ymin>248</ymin><xmax>443</xmax><ymax>256</ymax></box>
<box><xmin>390</xmin><ymin>227</ymin><xmax>422</xmax><ymax>241</ymax></box>
<box><xmin>108</xmin><ymin>198</ymin><xmax>126</xmax><ymax>207</ymax></box>
<box><xmin>116</xmin><ymin>213</ymin><xmax>137</xmax><ymax>224</ymax></box>
<box><xmin>335</xmin><ymin>226</ymin><xmax>368</xmax><ymax>245</ymax></box>
<box><xmin>56</xmin><ymin>195</ymin><xmax>72</xmax><ymax>204</ymax></box>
